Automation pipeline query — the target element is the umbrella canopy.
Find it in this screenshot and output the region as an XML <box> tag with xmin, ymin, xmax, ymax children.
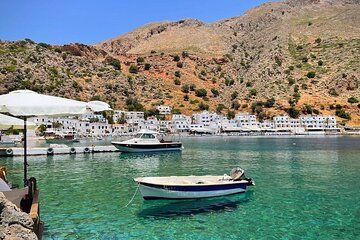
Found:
<box><xmin>0</xmin><ymin>113</ymin><xmax>35</xmax><ymax>130</ymax></box>
<box><xmin>0</xmin><ymin>90</ymin><xmax>92</xmax><ymax>116</ymax></box>
<box><xmin>0</xmin><ymin>90</ymin><xmax>111</xmax><ymax>186</ymax></box>
<box><xmin>88</xmin><ymin>101</ymin><xmax>112</xmax><ymax>112</ymax></box>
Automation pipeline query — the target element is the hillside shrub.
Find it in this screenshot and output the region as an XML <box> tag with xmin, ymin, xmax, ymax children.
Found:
<box><xmin>216</xmin><ymin>104</ymin><xmax>225</xmax><ymax>113</ymax></box>
<box><xmin>174</xmin><ymin>71</ymin><xmax>181</xmax><ymax>78</ymax></box>
<box><xmin>211</xmin><ymin>88</ymin><xmax>219</xmax><ymax>97</ymax></box>
<box><xmin>182</xmin><ymin>84</ymin><xmax>190</xmax><ymax>93</ymax></box>
<box><xmin>136</xmin><ymin>57</ymin><xmax>144</xmax><ymax>63</ymax></box>
<box><xmin>249</xmin><ymin>89</ymin><xmax>257</xmax><ymax>96</ymax></box>
<box><xmin>287</xmin><ymin>107</ymin><xmax>300</xmax><ymax>118</ymax></box>
<box><xmin>231</xmin><ymin>91</ymin><xmax>238</xmax><ymax>100</ymax></box>
<box><xmin>173</xmin><ymin>55</ymin><xmax>180</xmax><ymax>62</ymax></box>
<box><xmin>129</xmin><ymin>65</ymin><xmax>138</xmax><ymax>74</ymax></box>
<box><xmin>307</xmin><ymin>71</ymin><xmax>316</xmax><ymax>78</ymax></box>
<box><xmin>195</xmin><ymin>88</ymin><xmax>207</xmax><ymax>97</ymax></box>
<box><xmin>288</xmin><ymin>77</ymin><xmax>295</xmax><ymax>85</ymax></box>
<box><xmin>329</xmin><ymin>88</ymin><xmax>339</xmax><ymax>97</ymax></box>
<box><xmin>198</xmin><ymin>102</ymin><xmax>209</xmax><ymax>111</ymax></box>
<box><xmin>231</xmin><ymin>101</ymin><xmax>240</xmax><ymax>110</ymax></box>
<box><xmin>174</xmin><ymin>79</ymin><xmax>181</xmax><ymax>85</ymax></box>
<box><xmin>335</xmin><ymin>109</ymin><xmax>351</xmax><ymax>120</ymax></box>
<box><xmin>227</xmin><ymin>110</ymin><xmax>235</xmax><ymax>120</ymax></box>
<box><xmin>348</xmin><ymin>97</ymin><xmax>359</xmax><ymax>104</ymax></box>
<box><xmin>225</xmin><ymin>78</ymin><xmax>235</xmax><ymax>86</ymax></box>
<box><xmin>265</xmin><ymin>98</ymin><xmax>275</xmax><ymax>108</ymax></box>
<box><xmin>190</xmin><ymin>84</ymin><xmax>196</xmax><ymax>91</ymax></box>
<box><xmin>144</xmin><ymin>63</ymin><xmax>151</xmax><ymax>70</ymax></box>
<box><xmin>177</xmin><ymin>62</ymin><xmax>183</xmax><ymax>68</ymax></box>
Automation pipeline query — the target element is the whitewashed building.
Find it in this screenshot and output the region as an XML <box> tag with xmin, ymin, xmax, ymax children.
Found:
<box><xmin>192</xmin><ymin>111</ymin><xmax>219</xmax><ymax>126</ymax></box>
<box><xmin>113</xmin><ymin>111</ymin><xmax>145</xmax><ymax>124</ymax></box>
<box><xmin>171</xmin><ymin>114</ymin><xmax>191</xmax><ymax>132</ymax></box>
<box><xmin>299</xmin><ymin>115</ymin><xmax>337</xmax><ymax>129</ymax></box>
<box><xmin>156</xmin><ymin>105</ymin><xmax>172</xmax><ymax>115</ymax></box>
<box><xmin>112</xmin><ymin>124</ymin><xmax>130</xmax><ymax>136</ymax></box>
<box><xmin>235</xmin><ymin>112</ymin><xmax>258</xmax><ymax>129</ymax></box>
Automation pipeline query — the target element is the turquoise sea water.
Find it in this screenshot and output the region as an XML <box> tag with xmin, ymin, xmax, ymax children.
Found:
<box><xmin>1</xmin><ymin>136</ymin><xmax>359</xmax><ymax>239</ymax></box>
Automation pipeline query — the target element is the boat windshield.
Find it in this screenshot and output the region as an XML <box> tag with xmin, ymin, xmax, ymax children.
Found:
<box><xmin>141</xmin><ymin>133</ymin><xmax>156</xmax><ymax>139</ymax></box>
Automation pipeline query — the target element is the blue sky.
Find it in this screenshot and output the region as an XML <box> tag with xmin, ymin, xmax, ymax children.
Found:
<box><xmin>0</xmin><ymin>0</ymin><xmax>273</xmax><ymax>45</ymax></box>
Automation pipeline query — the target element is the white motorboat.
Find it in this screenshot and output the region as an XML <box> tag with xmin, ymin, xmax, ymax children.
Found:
<box><xmin>112</xmin><ymin>130</ymin><xmax>182</xmax><ymax>153</ymax></box>
<box><xmin>134</xmin><ymin>167</ymin><xmax>254</xmax><ymax>200</ymax></box>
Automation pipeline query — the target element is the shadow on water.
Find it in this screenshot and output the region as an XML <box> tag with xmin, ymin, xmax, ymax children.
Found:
<box><xmin>138</xmin><ymin>191</ymin><xmax>254</xmax><ymax>219</ymax></box>
<box><xmin>118</xmin><ymin>151</ymin><xmax>182</xmax><ymax>160</ymax></box>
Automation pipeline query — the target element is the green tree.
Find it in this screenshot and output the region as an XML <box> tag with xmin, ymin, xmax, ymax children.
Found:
<box><xmin>216</xmin><ymin>104</ymin><xmax>225</xmax><ymax>113</ymax></box>
<box><xmin>287</xmin><ymin>107</ymin><xmax>300</xmax><ymax>118</ymax></box>
<box><xmin>227</xmin><ymin>110</ymin><xmax>235</xmax><ymax>120</ymax></box>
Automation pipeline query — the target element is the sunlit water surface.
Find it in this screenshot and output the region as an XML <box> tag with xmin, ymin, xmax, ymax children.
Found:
<box><xmin>1</xmin><ymin>136</ymin><xmax>359</xmax><ymax>239</ymax></box>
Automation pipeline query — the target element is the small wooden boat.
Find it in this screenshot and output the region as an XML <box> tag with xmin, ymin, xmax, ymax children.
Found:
<box><xmin>112</xmin><ymin>130</ymin><xmax>182</xmax><ymax>153</ymax></box>
<box><xmin>134</xmin><ymin>167</ymin><xmax>254</xmax><ymax>200</ymax></box>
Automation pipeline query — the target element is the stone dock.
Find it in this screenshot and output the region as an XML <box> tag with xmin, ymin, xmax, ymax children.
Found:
<box><xmin>0</xmin><ymin>145</ymin><xmax>120</xmax><ymax>157</ymax></box>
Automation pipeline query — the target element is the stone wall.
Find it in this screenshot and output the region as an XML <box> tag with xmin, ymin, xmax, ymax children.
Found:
<box><xmin>0</xmin><ymin>192</ymin><xmax>38</xmax><ymax>240</ymax></box>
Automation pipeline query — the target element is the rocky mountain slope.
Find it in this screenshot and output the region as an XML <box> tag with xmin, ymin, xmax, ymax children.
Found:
<box><xmin>1</xmin><ymin>0</ymin><xmax>359</xmax><ymax>125</ymax></box>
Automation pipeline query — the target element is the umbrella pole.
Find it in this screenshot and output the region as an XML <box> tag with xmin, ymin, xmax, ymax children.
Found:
<box><xmin>23</xmin><ymin>116</ymin><xmax>28</xmax><ymax>187</ymax></box>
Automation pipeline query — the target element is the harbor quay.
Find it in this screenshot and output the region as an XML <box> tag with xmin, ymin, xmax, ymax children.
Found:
<box><xmin>1</xmin><ymin>107</ymin><xmax>359</xmax><ymax>148</ymax></box>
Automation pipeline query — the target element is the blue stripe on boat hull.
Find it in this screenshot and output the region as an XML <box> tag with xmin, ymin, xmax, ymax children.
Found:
<box><xmin>143</xmin><ymin>191</ymin><xmax>246</xmax><ymax>200</ymax></box>
<box><xmin>139</xmin><ymin>182</ymin><xmax>248</xmax><ymax>192</ymax></box>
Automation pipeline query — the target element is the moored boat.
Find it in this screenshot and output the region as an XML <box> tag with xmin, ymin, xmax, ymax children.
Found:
<box><xmin>112</xmin><ymin>129</ymin><xmax>182</xmax><ymax>153</ymax></box>
<box><xmin>44</xmin><ymin>130</ymin><xmax>80</xmax><ymax>143</ymax></box>
<box><xmin>134</xmin><ymin>167</ymin><xmax>254</xmax><ymax>200</ymax></box>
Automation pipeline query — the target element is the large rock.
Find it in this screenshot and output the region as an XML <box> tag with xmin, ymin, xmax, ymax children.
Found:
<box><xmin>0</xmin><ymin>192</ymin><xmax>38</xmax><ymax>240</ymax></box>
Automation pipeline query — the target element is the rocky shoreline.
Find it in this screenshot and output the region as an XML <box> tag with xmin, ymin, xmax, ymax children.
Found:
<box><xmin>0</xmin><ymin>192</ymin><xmax>37</xmax><ymax>240</ymax></box>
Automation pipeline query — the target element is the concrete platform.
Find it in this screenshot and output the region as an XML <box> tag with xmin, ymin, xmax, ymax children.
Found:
<box><xmin>0</xmin><ymin>145</ymin><xmax>120</xmax><ymax>157</ymax></box>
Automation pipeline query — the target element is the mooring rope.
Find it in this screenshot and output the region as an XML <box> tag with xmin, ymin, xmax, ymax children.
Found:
<box><xmin>122</xmin><ymin>183</ymin><xmax>140</xmax><ymax>209</ymax></box>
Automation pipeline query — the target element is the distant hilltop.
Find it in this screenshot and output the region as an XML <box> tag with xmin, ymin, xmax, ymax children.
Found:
<box><xmin>0</xmin><ymin>0</ymin><xmax>359</xmax><ymax>125</ymax></box>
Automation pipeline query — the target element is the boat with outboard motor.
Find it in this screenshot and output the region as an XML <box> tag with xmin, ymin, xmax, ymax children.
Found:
<box><xmin>134</xmin><ymin>167</ymin><xmax>254</xmax><ymax>200</ymax></box>
<box><xmin>111</xmin><ymin>129</ymin><xmax>182</xmax><ymax>153</ymax></box>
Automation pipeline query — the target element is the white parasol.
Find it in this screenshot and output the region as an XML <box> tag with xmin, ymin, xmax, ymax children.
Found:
<box><xmin>0</xmin><ymin>113</ymin><xmax>35</xmax><ymax>130</ymax></box>
<box><xmin>0</xmin><ymin>90</ymin><xmax>111</xmax><ymax>186</ymax></box>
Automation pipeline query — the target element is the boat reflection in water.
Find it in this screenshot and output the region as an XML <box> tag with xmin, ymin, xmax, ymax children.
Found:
<box><xmin>138</xmin><ymin>191</ymin><xmax>254</xmax><ymax>218</ymax></box>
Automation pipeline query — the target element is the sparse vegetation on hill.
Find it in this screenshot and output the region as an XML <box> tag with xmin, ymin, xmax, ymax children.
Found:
<box><xmin>0</xmin><ymin>0</ymin><xmax>359</xmax><ymax>125</ymax></box>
